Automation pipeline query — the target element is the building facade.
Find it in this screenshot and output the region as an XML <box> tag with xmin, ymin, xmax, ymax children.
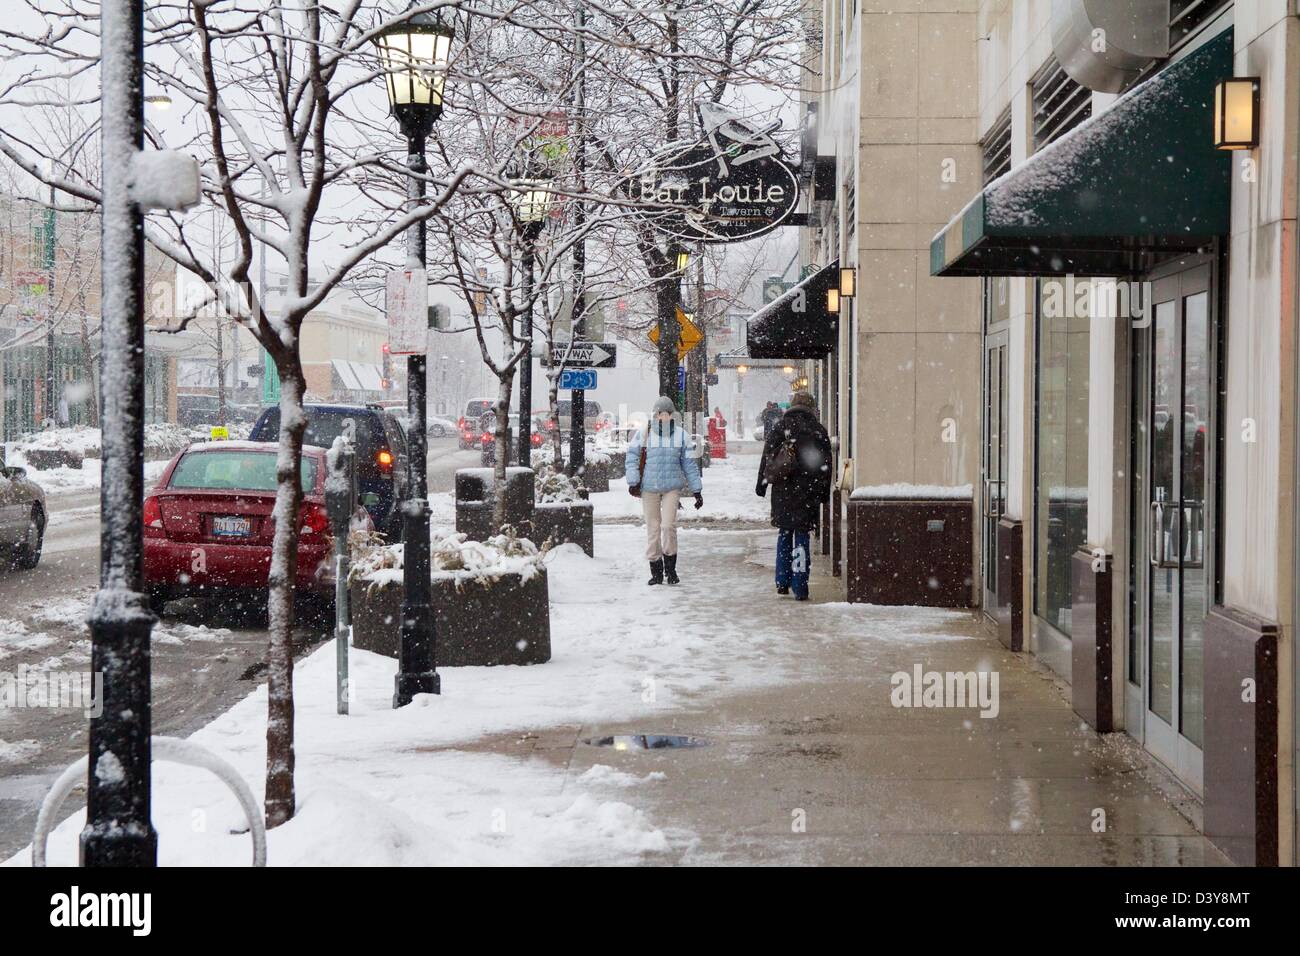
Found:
<box><xmin>790</xmin><ymin>0</ymin><xmax>1298</xmax><ymax>865</ymax></box>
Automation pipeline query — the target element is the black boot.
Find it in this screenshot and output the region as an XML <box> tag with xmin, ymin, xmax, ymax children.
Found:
<box><xmin>663</xmin><ymin>553</ymin><xmax>680</xmax><ymax>585</ymax></box>
<box><xmin>647</xmin><ymin>559</ymin><xmax>664</xmax><ymax>585</ymax></box>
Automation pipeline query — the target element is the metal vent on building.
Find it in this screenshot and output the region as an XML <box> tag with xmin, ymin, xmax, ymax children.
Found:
<box><xmin>1031</xmin><ymin>56</ymin><xmax>1092</xmax><ymax>151</ymax></box>
<box><xmin>981</xmin><ymin>108</ymin><xmax>1012</xmax><ymax>183</ymax></box>
<box><xmin>1169</xmin><ymin>0</ymin><xmax>1232</xmax><ymax>52</ymax></box>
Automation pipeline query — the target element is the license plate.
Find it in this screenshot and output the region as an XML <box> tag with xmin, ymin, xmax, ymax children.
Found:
<box><xmin>211</xmin><ymin>515</ymin><xmax>253</xmax><ymax>538</ymax></box>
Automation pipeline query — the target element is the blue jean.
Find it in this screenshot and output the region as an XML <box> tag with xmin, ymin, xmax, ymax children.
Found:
<box><xmin>775</xmin><ymin>529</ymin><xmax>810</xmax><ymax>598</ymax></box>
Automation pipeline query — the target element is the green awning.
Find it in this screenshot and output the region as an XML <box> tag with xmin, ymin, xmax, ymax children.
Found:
<box><xmin>931</xmin><ymin>27</ymin><xmax>1232</xmax><ymax>278</ymax></box>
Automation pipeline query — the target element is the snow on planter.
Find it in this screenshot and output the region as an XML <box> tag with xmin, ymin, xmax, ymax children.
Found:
<box><xmin>850</xmin><ymin>483</ymin><xmax>974</xmax><ymax>500</ymax></box>
<box><xmin>349</xmin><ymin>529</ymin><xmax>551</xmax><ymax>666</ymax></box>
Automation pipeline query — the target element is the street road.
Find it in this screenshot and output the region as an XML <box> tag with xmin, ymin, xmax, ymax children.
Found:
<box><xmin>0</xmin><ymin>433</ymin><xmax>469</xmax><ymax>860</ymax></box>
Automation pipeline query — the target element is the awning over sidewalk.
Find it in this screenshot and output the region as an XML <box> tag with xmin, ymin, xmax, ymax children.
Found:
<box><xmin>332</xmin><ymin>359</ymin><xmax>384</xmax><ymax>392</ymax></box>
<box><xmin>930</xmin><ymin>27</ymin><xmax>1232</xmax><ymax>278</ymax></box>
<box><xmin>745</xmin><ymin>260</ymin><xmax>839</xmax><ymax>359</ymax></box>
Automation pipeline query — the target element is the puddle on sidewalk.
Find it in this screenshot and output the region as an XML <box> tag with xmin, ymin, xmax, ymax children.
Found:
<box><xmin>582</xmin><ymin>734</ymin><xmax>708</xmax><ymax>751</ymax></box>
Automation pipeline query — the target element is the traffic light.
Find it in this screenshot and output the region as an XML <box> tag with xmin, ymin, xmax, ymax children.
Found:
<box><xmin>381</xmin><ymin>342</ymin><xmax>392</xmax><ymax>382</ymax></box>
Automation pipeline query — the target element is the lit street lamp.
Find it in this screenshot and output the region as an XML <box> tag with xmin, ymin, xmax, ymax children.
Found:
<box><xmin>509</xmin><ymin>176</ymin><xmax>553</xmax><ymax>464</ymax></box>
<box><xmin>375</xmin><ymin>7</ymin><xmax>453</xmax><ymax>708</ymax></box>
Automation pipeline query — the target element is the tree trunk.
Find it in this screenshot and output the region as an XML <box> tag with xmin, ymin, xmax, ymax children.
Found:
<box><xmin>656</xmin><ymin>278</ymin><xmax>680</xmax><ymax>405</ymax></box>
<box><xmin>215</xmin><ymin>317</ymin><xmax>227</xmax><ymax>428</ymax></box>
<box><xmin>491</xmin><ymin>375</ymin><xmax>513</xmax><ymax>532</ymax></box>
<box><xmin>264</xmin><ymin>355</ymin><xmax>306</xmax><ymax>829</ymax></box>
<box><xmin>78</xmin><ymin>305</ymin><xmax>98</xmax><ymax>428</ymax></box>
<box><xmin>548</xmin><ymin>373</ymin><xmax>562</xmax><ymax>471</ymax></box>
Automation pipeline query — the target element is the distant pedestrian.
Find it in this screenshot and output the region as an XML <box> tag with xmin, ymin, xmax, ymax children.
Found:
<box><xmin>755</xmin><ymin>391</ymin><xmax>832</xmax><ymax>601</ymax></box>
<box><xmin>626</xmin><ymin>396</ymin><xmax>703</xmax><ymax>586</ymax></box>
<box><xmin>760</xmin><ymin>401</ymin><xmax>782</xmax><ymax>438</ymax></box>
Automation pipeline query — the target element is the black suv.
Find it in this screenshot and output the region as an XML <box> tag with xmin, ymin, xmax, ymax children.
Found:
<box><xmin>249</xmin><ymin>403</ymin><xmax>409</xmax><ymax>538</ymax></box>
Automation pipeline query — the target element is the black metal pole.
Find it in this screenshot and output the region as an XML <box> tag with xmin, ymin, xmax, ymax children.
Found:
<box><xmin>81</xmin><ymin>0</ymin><xmax>157</xmax><ymax>867</ymax></box>
<box><xmin>568</xmin><ymin>0</ymin><xmax>587</xmax><ymax>475</ymax></box>
<box><xmin>394</xmin><ymin>132</ymin><xmax>438</xmax><ymax>707</ymax></box>
<box><xmin>517</xmin><ymin>241</ymin><xmax>535</xmax><ymax>465</ymax></box>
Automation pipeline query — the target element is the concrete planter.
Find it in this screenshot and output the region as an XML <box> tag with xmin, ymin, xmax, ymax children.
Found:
<box><xmin>846</xmin><ymin>497</ymin><xmax>974</xmax><ymax>607</ymax></box>
<box><xmin>22</xmin><ymin>449</ymin><xmax>83</xmax><ymax>470</ymax></box>
<box><xmin>577</xmin><ymin>459</ymin><xmax>610</xmax><ymax>493</ymax></box>
<box><xmin>351</xmin><ymin>567</ymin><xmax>551</xmax><ymax>666</ymax></box>
<box><xmin>455</xmin><ymin>466</ymin><xmax>535</xmax><ymax>540</ymax></box>
<box><xmin>532</xmin><ymin>500</ymin><xmax>594</xmax><ymax>556</ymax></box>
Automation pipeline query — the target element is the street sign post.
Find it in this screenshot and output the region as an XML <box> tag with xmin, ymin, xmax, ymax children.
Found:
<box><xmin>559</xmin><ymin>368</ymin><xmax>597</xmax><ymax>390</ymax></box>
<box><xmin>386</xmin><ymin>267</ymin><xmax>429</xmax><ymax>355</ymax></box>
<box><xmin>545</xmin><ymin>341</ymin><xmax>617</xmax><ymax>368</ymax></box>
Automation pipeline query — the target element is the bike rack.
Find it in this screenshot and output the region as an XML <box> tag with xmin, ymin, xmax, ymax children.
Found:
<box><xmin>32</xmin><ymin>736</ymin><xmax>267</xmax><ymax>867</ymax></box>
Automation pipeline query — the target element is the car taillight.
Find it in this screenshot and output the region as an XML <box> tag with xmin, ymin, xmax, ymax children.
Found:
<box><xmin>300</xmin><ymin>501</ymin><xmax>329</xmax><ymax>535</ymax></box>
<box><xmin>143</xmin><ymin>495</ymin><xmax>164</xmax><ymax>537</ymax></box>
<box><xmin>531</xmin><ymin>432</ymin><xmax>543</xmax><ymax>446</ymax></box>
<box><xmin>376</xmin><ymin>449</ymin><xmax>394</xmax><ymax>471</ymax></box>
<box><xmin>458</xmin><ymin>417</ymin><xmax>466</xmax><ymax>430</ymax></box>
<box><xmin>480</xmin><ymin>431</ymin><xmax>493</xmax><ymax>443</ymax></box>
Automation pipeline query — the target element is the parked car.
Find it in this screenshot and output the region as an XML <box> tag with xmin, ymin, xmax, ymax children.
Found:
<box><xmin>428</xmin><ymin>415</ymin><xmax>456</xmax><ymax>438</ymax></box>
<box><xmin>177</xmin><ymin>395</ymin><xmax>261</xmax><ymax>427</ymax></box>
<box><xmin>0</xmin><ymin>460</ymin><xmax>45</xmax><ymax>570</ymax></box>
<box><xmin>546</xmin><ymin>399</ymin><xmax>603</xmax><ymax>434</ymax></box>
<box><xmin>458</xmin><ymin>398</ymin><xmax>498</xmax><ymax>448</ymax></box>
<box><xmin>478</xmin><ymin>412</ymin><xmax>544</xmax><ymax>467</ymax></box>
<box><xmin>249</xmin><ymin>403</ymin><xmax>408</xmax><ymax>538</ymax></box>
<box><xmin>143</xmin><ymin>441</ymin><xmax>370</xmax><ymax>613</ymax></box>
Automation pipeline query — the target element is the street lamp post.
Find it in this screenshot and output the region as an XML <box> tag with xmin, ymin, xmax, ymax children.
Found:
<box><xmin>375</xmin><ymin>7</ymin><xmax>453</xmax><ymax>708</ymax></box>
<box><xmin>81</xmin><ymin>0</ymin><xmax>157</xmax><ymax>867</ymax></box>
<box><xmin>509</xmin><ymin>178</ymin><xmax>552</xmax><ymax>465</ymax></box>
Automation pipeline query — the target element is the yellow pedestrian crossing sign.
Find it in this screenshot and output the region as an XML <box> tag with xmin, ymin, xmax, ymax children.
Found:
<box><xmin>648</xmin><ymin>308</ymin><xmax>703</xmax><ymax>362</ymax></box>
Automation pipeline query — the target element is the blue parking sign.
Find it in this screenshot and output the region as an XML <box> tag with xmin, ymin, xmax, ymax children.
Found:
<box><xmin>560</xmin><ymin>368</ymin><xmax>597</xmax><ymax>390</ymax></box>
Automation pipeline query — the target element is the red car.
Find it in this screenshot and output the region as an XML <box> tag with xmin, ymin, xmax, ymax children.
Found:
<box><xmin>143</xmin><ymin>441</ymin><xmax>353</xmax><ymax>614</ymax></box>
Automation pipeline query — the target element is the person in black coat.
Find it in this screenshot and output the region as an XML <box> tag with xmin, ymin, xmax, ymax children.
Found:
<box><xmin>756</xmin><ymin>391</ymin><xmax>833</xmax><ymax>601</ymax></box>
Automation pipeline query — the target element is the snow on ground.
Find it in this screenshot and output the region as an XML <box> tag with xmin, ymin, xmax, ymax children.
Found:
<box><xmin>6</xmin><ymin>445</ymin><xmax>974</xmax><ymax>866</ymax></box>
<box><xmin>9</xmin><ymin>518</ymin><xmax>972</xmax><ymax>867</ymax></box>
<box><xmin>2</xmin><ymin>453</ymin><xmax>169</xmax><ymax>494</ymax></box>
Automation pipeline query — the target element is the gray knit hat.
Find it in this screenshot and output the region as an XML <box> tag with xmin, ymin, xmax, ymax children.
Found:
<box><xmin>790</xmin><ymin>391</ymin><xmax>815</xmax><ymax>411</ymax></box>
<box><xmin>652</xmin><ymin>395</ymin><xmax>676</xmax><ymax>415</ymax></box>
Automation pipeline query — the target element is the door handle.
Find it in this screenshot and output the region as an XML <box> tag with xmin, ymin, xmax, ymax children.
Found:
<box><xmin>1182</xmin><ymin>501</ymin><xmax>1205</xmax><ymax>569</ymax></box>
<box><xmin>1149</xmin><ymin>500</ymin><xmax>1165</xmax><ymax>567</ymax></box>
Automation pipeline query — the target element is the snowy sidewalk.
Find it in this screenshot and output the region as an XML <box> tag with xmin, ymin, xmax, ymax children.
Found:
<box><xmin>7</xmin><ymin>454</ymin><xmax>1229</xmax><ymax>866</ymax></box>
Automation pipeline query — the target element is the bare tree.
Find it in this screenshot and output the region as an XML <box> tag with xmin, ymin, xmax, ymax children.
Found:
<box><xmin>0</xmin><ymin>0</ymin><xmax>526</xmax><ymax>827</ymax></box>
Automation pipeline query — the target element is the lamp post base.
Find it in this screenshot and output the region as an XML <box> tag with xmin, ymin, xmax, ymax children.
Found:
<box><xmin>394</xmin><ymin>671</ymin><xmax>440</xmax><ymax>707</ymax></box>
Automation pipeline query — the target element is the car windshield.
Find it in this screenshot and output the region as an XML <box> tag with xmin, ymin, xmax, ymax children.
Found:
<box><xmin>169</xmin><ymin>450</ymin><xmax>317</xmax><ymax>493</ymax></box>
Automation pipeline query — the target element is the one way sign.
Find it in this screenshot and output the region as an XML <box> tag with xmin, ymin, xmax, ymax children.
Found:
<box><xmin>545</xmin><ymin>341</ymin><xmax>617</xmax><ymax>368</ymax></box>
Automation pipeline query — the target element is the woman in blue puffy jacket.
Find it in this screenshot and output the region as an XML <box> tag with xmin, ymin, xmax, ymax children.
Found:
<box><xmin>625</xmin><ymin>396</ymin><xmax>703</xmax><ymax>585</ymax></box>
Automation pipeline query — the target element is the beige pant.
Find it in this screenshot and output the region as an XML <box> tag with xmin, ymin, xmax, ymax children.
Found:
<box><xmin>642</xmin><ymin>490</ymin><xmax>680</xmax><ymax>560</ymax></box>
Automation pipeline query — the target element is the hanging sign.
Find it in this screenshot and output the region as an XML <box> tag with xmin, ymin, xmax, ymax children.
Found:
<box><xmin>386</xmin><ymin>267</ymin><xmax>429</xmax><ymax>355</ymax></box>
<box><xmin>626</xmin><ymin>104</ymin><xmax>800</xmax><ymax>244</ymax></box>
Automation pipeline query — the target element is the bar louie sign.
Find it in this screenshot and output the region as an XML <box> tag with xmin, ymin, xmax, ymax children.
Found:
<box><xmin>627</xmin><ymin>104</ymin><xmax>799</xmax><ymax>244</ymax></box>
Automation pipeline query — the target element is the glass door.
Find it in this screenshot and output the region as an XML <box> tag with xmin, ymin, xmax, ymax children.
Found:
<box><xmin>982</xmin><ymin>331</ymin><xmax>1009</xmax><ymax>615</ymax></box>
<box><xmin>1131</xmin><ymin>263</ymin><xmax>1212</xmax><ymax>791</ymax></box>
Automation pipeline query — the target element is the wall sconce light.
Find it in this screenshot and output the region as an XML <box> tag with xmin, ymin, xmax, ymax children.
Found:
<box><xmin>839</xmin><ymin>266</ymin><xmax>856</xmax><ymax>298</ymax></box>
<box><xmin>827</xmin><ymin>287</ymin><xmax>840</xmax><ymax>314</ymax></box>
<box><xmin>1214</xmin><ymin>77</ymin><xmax>1260</xmax><ymax>150</ymax></box>
<box><xmin>736</xmin><ymin>364</ymin><xmax>748</xmax><ymax>375</ymax></box>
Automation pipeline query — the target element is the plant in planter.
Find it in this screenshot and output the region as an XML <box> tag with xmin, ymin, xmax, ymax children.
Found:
<box><xmin>349</xmin><ymin>527</ymin><xmax>551</xmax><ymax>666</ymax></box>
<box><xmin>532</xmin><ymin>461</ymin><xmax>593</xmax><ymax>555</ymax></box>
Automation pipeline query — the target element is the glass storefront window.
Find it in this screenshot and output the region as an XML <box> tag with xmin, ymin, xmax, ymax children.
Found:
<box><xmin>1034</xmin><ymin>285</ymin><xmax>1090</xmax><ymax>637</ymax></box>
